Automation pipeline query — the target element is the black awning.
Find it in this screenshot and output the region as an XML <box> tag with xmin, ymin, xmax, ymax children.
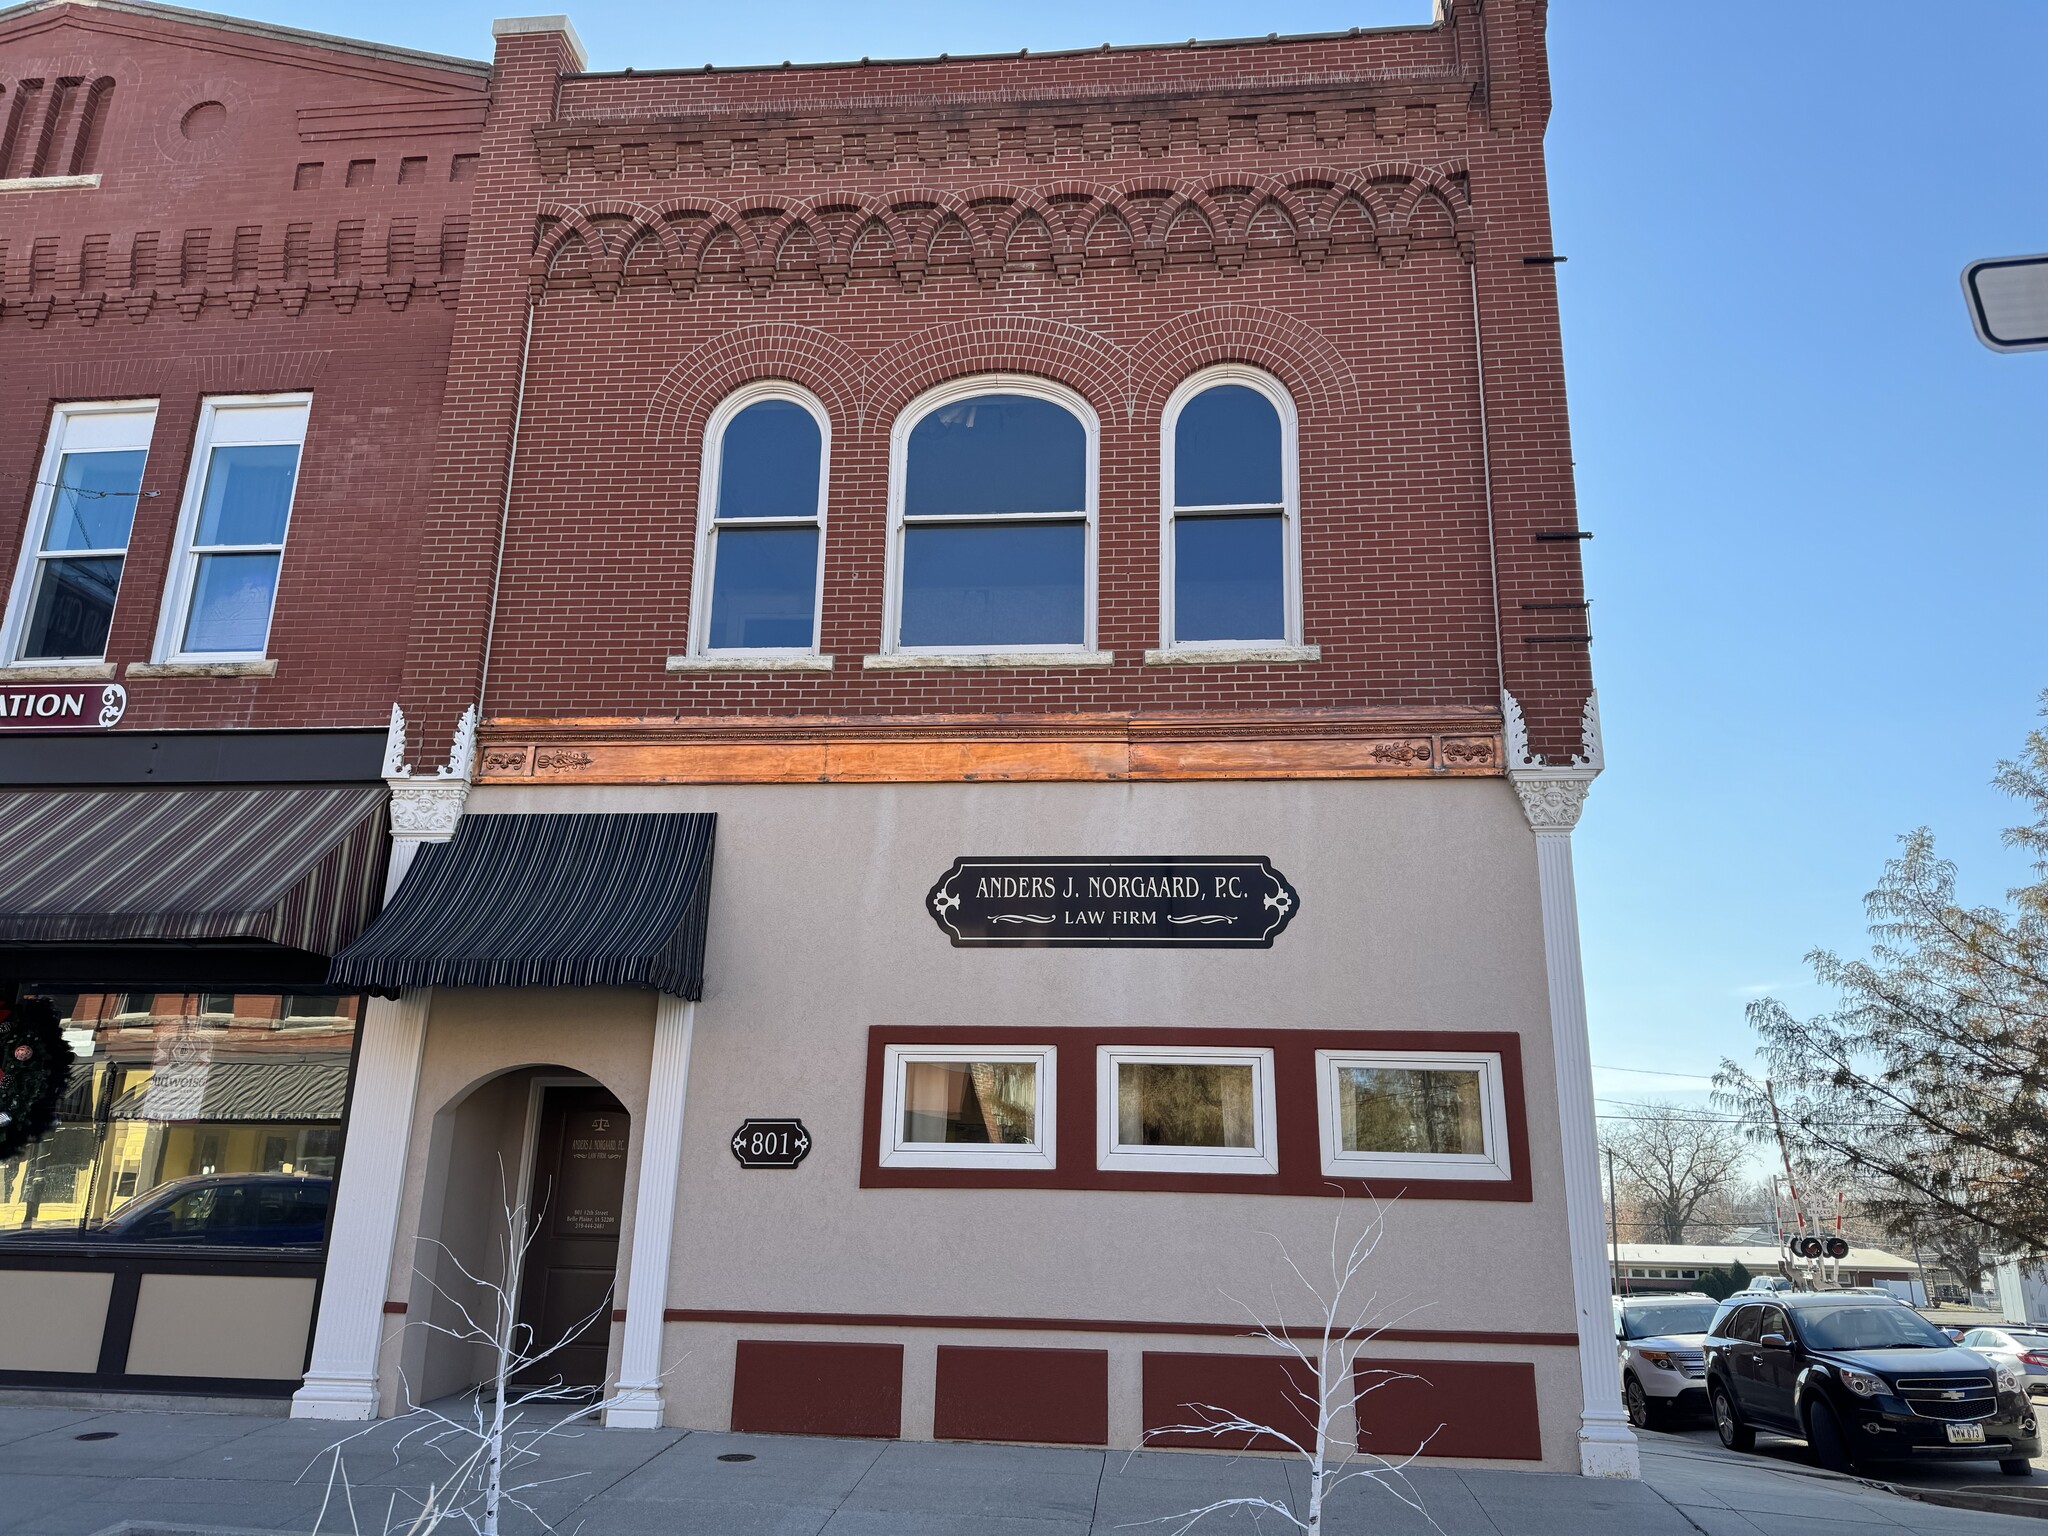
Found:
<box><xmin>328</xmin><ymin>813</ymin><xmax>716</xmax><ymax>999</ymax></box>
<box><xmin>0</xmin><ymin>786</ymin><xmax>388</xmax><ymax>956</ymax></box>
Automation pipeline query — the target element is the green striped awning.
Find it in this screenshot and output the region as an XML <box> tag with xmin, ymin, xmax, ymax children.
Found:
<box><xmin>0</xmin><ymin>786</ymin><xmax>388</xmax><ymax>956</ymax></box>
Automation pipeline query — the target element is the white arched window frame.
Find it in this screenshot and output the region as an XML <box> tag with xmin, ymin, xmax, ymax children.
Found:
<box><xmin>881</xmin><ymin>374</ymin><xmax>1101</xmax><ymax>661</ymax></box>
<box><xmin>684</xmin><ymin>381</ymin><xmax>831</xmax><ymax>665</ymax></box>
<box><xmin>1157</xmin><ymin>365</ymin><xmax>1305</xmax><ymax>656</ymax></box>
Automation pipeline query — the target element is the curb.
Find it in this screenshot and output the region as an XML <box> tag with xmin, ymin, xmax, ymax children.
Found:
<box><xmin>1643</xmin><ymin>1440</ymin><xmax>2048</xmax><ymax>1522</ymax></box>
<box><xmin>1887</xmin><ymin>1485</ymin><xmax>2048</xmax><ymax>1522</ymax></box>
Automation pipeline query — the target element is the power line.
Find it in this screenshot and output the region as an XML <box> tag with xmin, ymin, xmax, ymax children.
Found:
<box><xmin>1593</xmin><ymin>1063</ymin><xmax>1719</xmax><ymax>1082</ymax></box>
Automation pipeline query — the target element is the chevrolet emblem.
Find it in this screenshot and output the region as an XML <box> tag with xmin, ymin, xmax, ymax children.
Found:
<box><xmin>1942</xmin><ymin>1390</ymin><xmax>1965</xmax><ymax>1401</ymax></box>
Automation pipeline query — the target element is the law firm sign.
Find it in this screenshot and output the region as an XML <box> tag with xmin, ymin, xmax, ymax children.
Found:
<box><xmin>0</xmin><ymin>682</ymin><xmax>126</xmax><ymax>732</ymax></box>
<box><xmin>927</xmin><ymin>856</ymin><xmax>1300</xmax><ymax>948</ymax></box>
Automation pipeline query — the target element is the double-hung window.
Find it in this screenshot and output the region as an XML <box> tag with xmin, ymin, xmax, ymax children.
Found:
<box><xmin>1314</xmin><ymin>1049</ymin><xmax>1511</xmax><ymax>1181</ymax></box>
<box><xmin>5</xmin><ymin>401</ymin><xmax>156</xmax><ymax>664</ymax></box>
<box><xmin>690</xmin><ymin>385</ymin><xmax>829</xmax><ymax>657</ymax></box>
<box><xmin>878</xmin><ymin>1044</ymin><xmax>1055</xmax><ymax>1169</ymax></box>
<box><xmin>157</xmin><ymin>395</ymin><xmax>309</xmax><ymax>661</ymax></box>
<box><xmin>1097</xmin><ymin>1045</ymin><xmax>1277</xmax><ymax>1175</ymax></box>
<box><xmin>889</xmin><ymin>378</ymin><xmax>1096</xmax><ymax>656</ymax></box>
<box><xmin>1161</xmin><ymin>368</ymin><xmax>1299</xmax><ymax>649</ymax></box>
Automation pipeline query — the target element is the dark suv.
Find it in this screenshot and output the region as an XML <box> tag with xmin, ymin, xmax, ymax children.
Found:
<box><xmin>1704</xmin><ymin>1291</ymin><xmax>2041</xmax><ymax>1476</ymax></box>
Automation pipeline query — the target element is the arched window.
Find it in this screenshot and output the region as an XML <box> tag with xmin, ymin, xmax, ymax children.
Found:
<box><xmin>887</xmin><ymin>377</ymin><xmax>1096</xmax><ymax>655</ymax></box>
<box><xmin>1161</xmin><ymin>368</ymin><xmax>1299</xmax><ymax>650</ymax></box>
<box><xmin>690</xmin><ymin>385</ymin><xmax>828</xmax><ymax>657</ymax></box>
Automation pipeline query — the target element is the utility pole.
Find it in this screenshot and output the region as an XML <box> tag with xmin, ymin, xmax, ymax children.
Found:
<box><xmin>1606</xmin><ymin>1144</ymin><xmax>1625</xmax><ymax>1298</ymax></box>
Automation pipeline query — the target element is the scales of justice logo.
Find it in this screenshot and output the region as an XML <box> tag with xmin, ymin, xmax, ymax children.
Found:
<box><xmin>926</xmin><ymin>856</ymin><xmax>1300</xmax><ymax>949</ymax></box>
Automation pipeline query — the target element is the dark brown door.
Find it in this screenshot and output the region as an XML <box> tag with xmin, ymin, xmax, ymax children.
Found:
<box><xmin>514</xmin><ymin>1085</ymin><xmax>630</xmax><ymax>1389</ymax></box>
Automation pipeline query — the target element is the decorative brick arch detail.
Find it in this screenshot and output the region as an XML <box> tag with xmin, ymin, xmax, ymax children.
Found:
<box><xmin>1129</xmin><ymin>305</ymin><xmax>1359</xmax><ymax>423</ymax></box>
<box><xmin>645</xmin><ymin>323</ymin><xmax>866</xmax><ymax>440</ymax></box>
<box><xmin>863</xmin><ymin>316</ymin><xmax>1130</xmax><ymax>423</ymax></box>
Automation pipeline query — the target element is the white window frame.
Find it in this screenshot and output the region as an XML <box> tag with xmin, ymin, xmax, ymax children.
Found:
<box><xmin>153</xmin><ymin>393</ymin><xmax>311</xmax><ymax>663</ymax></box>
<box><xmin>687</xmin><ymin>381</ymin><xmax>831</xmax><ymax>659</ymax></box>
<box><xmin>1158</xmin><ymin>365</ymin><xmax>1301</xmax><ymax>652</ymax></box>
<box><xmin>2</xmin><ymin>399</ymin><xmax>158</xmax><ymax>665</ymax></box>
<box><xmin>878</xmin><ymin>1044</ymin><xmax>1056</xmax><ymax>1170</ymax></box>
<box><xmin>1314</xmin><ymin>1048</ymin><xmax>1512</xmax><ymax>1182</ymax></box>
<box><xmin>1097</xmin><ymin>1044</ymin><xmax>1277</xmax><ymax>1176</ymax></box>
<box><xmin>883</xmin><ymin>374</ymin><xmax>1098</xmax><ymax>658</ymax></box>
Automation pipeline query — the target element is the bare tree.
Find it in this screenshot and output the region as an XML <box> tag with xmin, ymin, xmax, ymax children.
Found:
<box><xmin>1718</xmin><ymin>694</ymin><xmax>2048</xmax><ymax>1267</ymax></box>
<box><xmin>308</xmin><ymin>1170</ymin><xmax>675</xmax><ymax>1536</ymax></box>
<box><xmin>1602</xmin><ymin>1101</ymin><xmax>1748</xmax><ymax>1245</ymax></box>
<box><xmin>1140</xmin><ymin>1198</ymin><xmax>1439</xmax><ymax>1535</ymax></box>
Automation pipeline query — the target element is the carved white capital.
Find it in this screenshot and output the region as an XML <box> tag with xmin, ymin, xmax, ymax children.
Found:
<box><xmin>1511</xmin><ymin>773</ymin><xmax>1593</xmax><ymax>832</ymax></box>
<box><xmin>1503</xmin><ymin>689</ymin><xmax>1602</xmax><ymax>834</ymax></box>
<box><xmin>382</xmin><ymin>702</ymin><xmax>479</xmax><ymax>850</ymax></box>
<box><xmin>387</xmin><ymin>779</ymin><xmax>469</xmax><ymax>842</ymax></box>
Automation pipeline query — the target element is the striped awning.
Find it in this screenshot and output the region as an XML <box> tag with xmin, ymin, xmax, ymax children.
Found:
<box><xmin>0</xmin><ymin>786</ymin><xmax>388</xmax><ymax>955</ymax></box>
<box><xmin>328</xmin><ymin>813</ymin><xmax>716</xmax><ymax>999</ymax></box>
<box><xmin>109</xmin><ymin>1060</ymin><xmax>349</xmax><ymax>1124</ymax></box>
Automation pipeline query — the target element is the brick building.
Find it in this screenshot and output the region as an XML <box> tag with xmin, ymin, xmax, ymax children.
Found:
<box><xmin>0</xmin><ymin>0</ymin><xmax>484</xmax><ymax>1394</ymax></box>
<box><xmin>0</xmin><ymin>0</ymin><xmax>1635</xmax><ymax>1479</ymax></box>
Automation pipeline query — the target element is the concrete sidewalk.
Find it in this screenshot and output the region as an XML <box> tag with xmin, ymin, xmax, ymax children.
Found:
<box><xmin>0</xmin><ymin>1403</ymin><xmax>2041</xmax><ymax>1536</ymax></box>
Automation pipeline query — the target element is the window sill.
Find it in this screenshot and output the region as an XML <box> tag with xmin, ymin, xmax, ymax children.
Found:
<box><xmin>0</xmin><ymin>173</ymin><xmax>101</xmax><ymax>194</ymax></box>
<box><xmin>863</xmin><ymin>651</ymin><xmax>1114</xmax><ymax>671</ymax></box>
<box><xmin>667</xmin><ymin>654</ymin><xmax>834</xmax><ymax>673</ymax></box>
<box><xmin>127</xmin><ymin>659</ymin><xmax>277</xmax><ymax>679</ymax></box>
<box><xmin>1143</xmin><ymin>644</ymin><xmax>1321</xmax><ymax>666</ymax></box>
<box><xmin>1</xmin><ymin>662</ymin><xmax>117</xmax><ymax>681</ymax></box>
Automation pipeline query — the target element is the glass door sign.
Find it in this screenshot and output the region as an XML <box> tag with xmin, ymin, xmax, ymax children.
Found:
<box><xmin>926</xmin><ymin>856</ymin><xmax>1300</xmax><ymax>948</ymax></box>
<box><xmin>731</xmin><ymin>1118</ymin><xmax>811</xmax><ymax>1169</ymax></box>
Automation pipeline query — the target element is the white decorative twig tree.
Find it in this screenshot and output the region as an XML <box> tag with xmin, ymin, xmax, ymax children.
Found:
<box><xmin>308</xmin><ymin>1166</ymin><xmax>671</xmax><ymax>1536</ymax></box>
<box><xmin>1140</xmin><ymin>1197</ymin><xmax>1443</xmax><ymax>1535</ymax></box>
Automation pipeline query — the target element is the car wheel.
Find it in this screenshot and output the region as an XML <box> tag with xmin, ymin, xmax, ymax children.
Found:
<box><xmin>2000</xmin><ymin>1459</ymin><xmax>2034</xmax><ymax>1477</ymax></box>
<box><xmin>1806</xmin><ymin>1398</ymin><xmax>1857</xmax><ymax>1474</ymax></box>
<box><xmin>1624</xmin><ymin>1373</ymin><xmax>1659</xmax><ymax>1430</ymax></box>
<box><xmin>1712</xmin><ymin>1385</ymin><xmax>1754</xmax><ymax>1452</ymax></box>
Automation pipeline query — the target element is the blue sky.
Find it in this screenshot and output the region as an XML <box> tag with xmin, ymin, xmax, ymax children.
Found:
<box><xmin>262</xmin><ymin>1</ymin><xmax>2048</xmax><ymax>1117</ymax></box>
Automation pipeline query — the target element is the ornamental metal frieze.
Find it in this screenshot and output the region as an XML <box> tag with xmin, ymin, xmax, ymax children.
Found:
<box><xmin>926</xmin><ymin>856</ymin><xmax>1300</xmax><ymax>949</ymax></box>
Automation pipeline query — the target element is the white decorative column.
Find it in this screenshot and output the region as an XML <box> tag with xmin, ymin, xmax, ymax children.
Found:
<box><xmin>291</xmin><ymin>705</ymin><xmax>475</xmax><ymax>1420</ymax></box>
<box><xmin>607</xmin><ymin>993</ymin><xmax>696</xmax><ymax>1428</ymax></box>
<box><xmin>1505</xmin><ymin>691</ymin><xmax>1639</xmax><ymax>1479</ymax></box>
<box><xmin>292</xmin><ymin>988</ymin><xmax>432</xmax><ymax>1419</ymax></box>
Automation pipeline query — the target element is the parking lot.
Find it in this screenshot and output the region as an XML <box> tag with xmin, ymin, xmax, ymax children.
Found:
<box><xmin>1640</xmin><ymin>1399</ymin><xmax>2048</xmax><ymax>1513</ymax></box>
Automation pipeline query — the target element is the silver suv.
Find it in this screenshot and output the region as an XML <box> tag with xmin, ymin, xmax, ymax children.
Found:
<box><xmin>1617</xmin><ymin>1292</ymin><xmax>1719</xmax><ymax>1428</ymax></box>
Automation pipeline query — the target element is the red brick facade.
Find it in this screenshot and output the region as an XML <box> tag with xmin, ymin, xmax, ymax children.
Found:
<box><xmin>0</xmin><ymin>1</ymin><xmax>485</xmax><ymax>730</ymax></box>
<box><xmin>3</xmin><ymin>0</ymin><xmax>1591</xmax><ymax>762</ymax></box>
<box><xmin>405</xmin><ymin>0</ymin><xmax>1594</xmax><ymax>767</ymax></box>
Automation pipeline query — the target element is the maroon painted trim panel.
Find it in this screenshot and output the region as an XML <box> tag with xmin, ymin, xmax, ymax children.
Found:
<box><xmin>665</xmin><ymin>1307</ymin><xmax>1576</xmax><ymax>1348</ymax></box>
<box><xmin>859</xmin><ymin>1027</ymin><xmax>1534</xmax><ymax>1202</ymax></box>
<box><xmin>1142</xmin><ymin>1352</ymin><xmax>1315</xmax><ymax>1452</ymax></box>
<box><xmin>935</xmin><ymin>1346</ymin><xmax>1109</xmax><ymax>1446</ymax></box>
<box><xmin>730</xmin><ymin>1340</ymin><xmax>904</xmax><ymax>1439</ymax></box>
<box><xmin>1144</xmin><ymin>1352</ymin><xmax>1546</xmax><ymax>1461</ymax></box>
<box><xmin>1355</xmin><ymin>1357</ymin><xmax>1543</xmax><ymax>1461</ymax></box>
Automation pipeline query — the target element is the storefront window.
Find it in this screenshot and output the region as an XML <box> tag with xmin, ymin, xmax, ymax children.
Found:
<box><xmin>1313</xmin><ymin>1049</ymin><xmax>1512</xmax><ymax>1182</ymax></box>
<box><xmin>878</xmin><ymin>1046</ymin><xmax>1056</xmax><ymax>1169</ymax></box>
<box><xmin>1097</xmin><ymin>1047</ymin><xmax>1277</xmax><ymax>1175</ymax></box>
<box><xmin>0</xmin><ymin>989</ymin><xmax>356</xmax><ymax>1244</ymax></box>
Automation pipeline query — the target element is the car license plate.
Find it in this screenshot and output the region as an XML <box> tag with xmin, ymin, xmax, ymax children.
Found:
<box><xmin>1947</xmin><ymin>1423</ymin><xmax>1987</xmax><ymax>1445</ymax></box>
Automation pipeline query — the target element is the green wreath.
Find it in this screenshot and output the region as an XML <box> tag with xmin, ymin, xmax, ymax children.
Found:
<box><xmin>0</xmin><ymin>997</ymin><xmax>75</xmax><ymax>1163</ymax></box>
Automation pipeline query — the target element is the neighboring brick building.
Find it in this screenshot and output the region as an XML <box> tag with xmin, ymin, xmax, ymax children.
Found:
<box><xmin>0</xmin><ymin>0</ymin><xmax>484</xmax><ymax>1398</ymax></box>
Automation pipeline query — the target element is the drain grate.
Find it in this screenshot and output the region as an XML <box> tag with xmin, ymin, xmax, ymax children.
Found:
<box><xmin>75</xmin><ymin>1431</ymin><xmax>119</xmax><ymax>1441</ymax></box>
<box><xmin>717</xmin><ymin>1452</ymin><xmax>756</xmax><ymax>1463</ymax></box>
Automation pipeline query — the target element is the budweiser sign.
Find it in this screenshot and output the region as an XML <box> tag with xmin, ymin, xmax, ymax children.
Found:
<box><xmin>0</xmin><ymin>681</ymin><xmax>126</xmax><ymax>731</ymax></box>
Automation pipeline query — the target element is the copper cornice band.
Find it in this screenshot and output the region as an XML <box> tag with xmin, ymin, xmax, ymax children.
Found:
<box><xmin>662</xmin><ymin>1307</ymin><xmax>1576</xmax><ymax>1348</ymax></box>
<box><xmin>476</xmin><ymin>706</ymin><xmax>1503</xmax><ymax>785</ymax></box>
